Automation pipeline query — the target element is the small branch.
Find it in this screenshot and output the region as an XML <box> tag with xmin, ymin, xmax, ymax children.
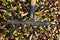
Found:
<box><xmin>5</xmin><ymin>20</ymin><xmax>58</xmax><ymax>27</ymax></box>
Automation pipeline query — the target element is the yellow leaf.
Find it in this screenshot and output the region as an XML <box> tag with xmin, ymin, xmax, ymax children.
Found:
<box><xmin>19</xmin><ymin>26</ymin><xmax>22</xmax><ymax>29</ymax></box>
<box><xmin>26</xmin><ymin>33</ymin><xmax>29</xmax><ymax>37</ymax></box>
<box><xmin>59</xmin><ymin>29</ymin><xmax>60</xmax><ymax>32</ymax></box>
<box><xmin>22</xmin><ymin>36</ymin><xmax>24</xmax><ymax>38</ymax></box>
<box><xmin>14</xmin><ymin>34</ymin><xmax>17</xmax><ymax>36</ymax></box>
<box><xmin>18</xmin><ymin>32</ymin><xmax>21</xmax><ymax>35</ymax></box>
<box><xmin>55</xmin><ymin>1</ymin><xmax>58</xmax><ymax>4</ymax></box>
<box><xmin>49</xmin><ymin>34</ymin><xmax>51</xmax><ymax>37</ymax></box>
<box><xmin>44</xmin><ymin>10</ymin><xmax>48</xmax><ymax>13</ymax></box>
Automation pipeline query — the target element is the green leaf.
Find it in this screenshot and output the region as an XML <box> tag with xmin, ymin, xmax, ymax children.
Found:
<box><xmin>6</xmin><ymin>13</ymin><xmax>12</xmax><ymax>16</ymax></box>
<box><xmin>0</xmin><ymin>22</ymin><xmax>1</xmax><ymax>26</ymax></box>
<box><xmin>19</xmin><ymin>36</ymin><xmax>26</xmax><ymax>40</ymax></box>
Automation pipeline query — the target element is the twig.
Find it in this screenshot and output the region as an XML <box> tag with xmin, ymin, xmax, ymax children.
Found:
<box><xmin>5</xmin><ymin>20</ymin><xmax>58</xmax><ymax>27</ymax></box>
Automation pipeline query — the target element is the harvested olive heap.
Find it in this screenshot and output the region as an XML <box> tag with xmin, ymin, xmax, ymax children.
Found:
<box><xmin>0</xmin><ymin>0</ymin><xmax>60</xmax><ymax>40</ymax></box>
